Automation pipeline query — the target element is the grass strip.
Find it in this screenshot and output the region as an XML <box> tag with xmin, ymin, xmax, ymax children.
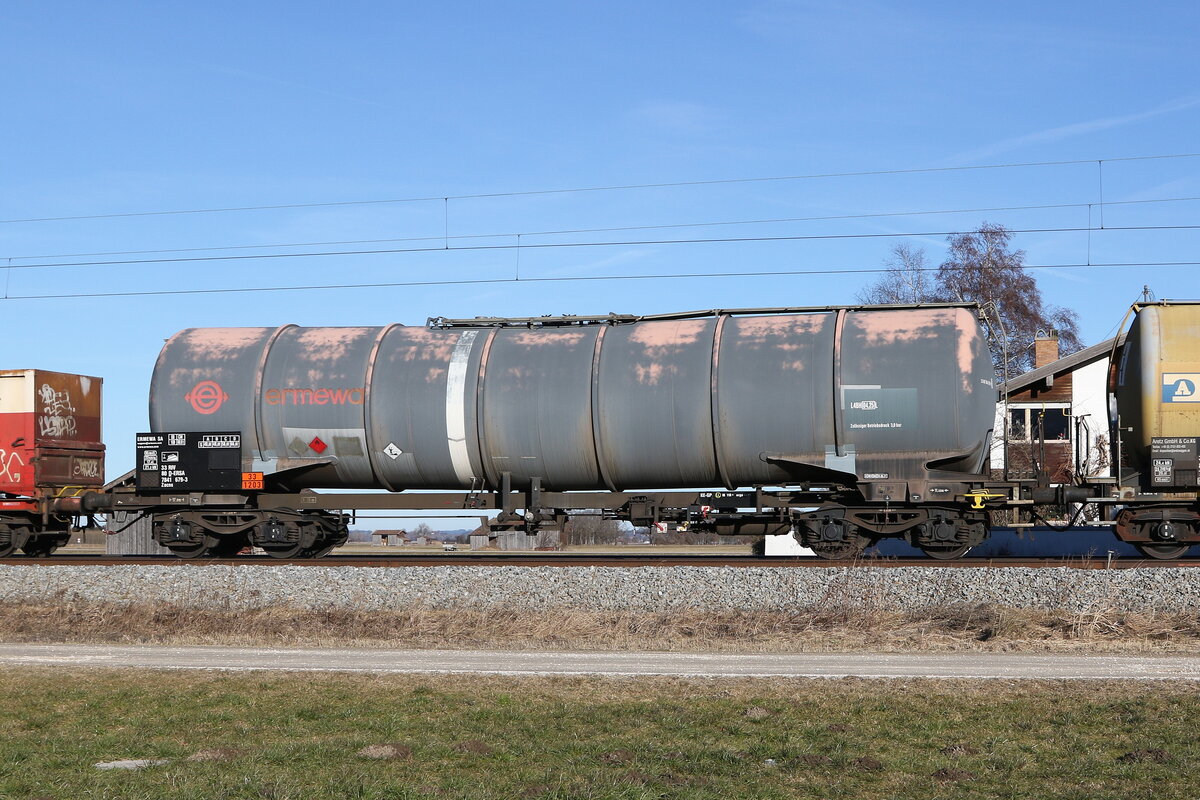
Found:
<box><xmin>0</xmin><ymin>670</ymin><xmax>1196</xmax><ymax>799</ymax></box>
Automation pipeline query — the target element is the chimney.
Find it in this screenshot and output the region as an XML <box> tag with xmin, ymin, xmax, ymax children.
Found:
<box><xmin>1034</xmin><ymin>330</ymin><xmax>1059</xmax><ymax>369</ymax></box>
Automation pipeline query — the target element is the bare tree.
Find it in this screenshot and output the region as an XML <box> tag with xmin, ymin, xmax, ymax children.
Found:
<box><xmin>855</xmin><ymin>242</ymin><xmax>935</xmax><ymax>304</ymax></box>
<box><xmin>936</xmin><ymin>222</ymin><xmax>1083</xmax><ymax>376</ymax></box>
<box><xmin>856</xmin><ymin>222</ymin><xmax>1083</xmax><ymax>377</ymax></box>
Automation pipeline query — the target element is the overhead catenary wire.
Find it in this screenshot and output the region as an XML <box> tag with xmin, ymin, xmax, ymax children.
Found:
<box><xmin>6</xmin><ymin>259</ymin><xmax>1200</xmax><ymax>302</ymax></box>
<box><xmin>2</xmin><ymin>149</ymin><xmax>1196</xmax><ymax>304</ymax></box>
<box><xmin>3</xmin><ymin>222</ymin><xmax>1200</xmax><ymax>272</ymax></box>
<box><xmin>6</xmin><ymin>193</ymin><xmax>1200</xmax><ymax>264</ymax></box>
<box><xmin>1</xmin><ymin>151</ymin><xmax>1198</xmax><ymax>225</ymax></box>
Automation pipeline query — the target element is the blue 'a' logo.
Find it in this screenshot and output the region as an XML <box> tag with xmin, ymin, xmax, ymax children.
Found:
<box><xmin>1162</xmin><ymin>374</ymin><xmax>1200</xmax><ymax>402</ymax></box>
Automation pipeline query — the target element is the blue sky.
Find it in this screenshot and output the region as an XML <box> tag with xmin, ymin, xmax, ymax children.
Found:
<box><xmin>2</xmin><ymin>0</ymin><xmax>1199</xmax><ymax>496</ymax></box>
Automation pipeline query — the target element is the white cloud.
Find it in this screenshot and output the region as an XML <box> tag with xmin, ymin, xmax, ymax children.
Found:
<box><xmin>947</xmin><ymin>94</ymin><xmax>1200</xmax><ymax>164</ymax></box>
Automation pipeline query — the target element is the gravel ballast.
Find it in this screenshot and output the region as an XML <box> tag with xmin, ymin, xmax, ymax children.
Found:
<box><xmin>0</xmin><ymin>564</ymin><xmax>1196</xmax><ymax>613</ymax></box>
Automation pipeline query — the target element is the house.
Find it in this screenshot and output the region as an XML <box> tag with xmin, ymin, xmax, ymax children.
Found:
<box><xmin>372</xmin><ymin>529</ymin><xmax>408</xmax><ymax>546</ymax></box>
<box><xmin>992</xmin><ymin>331</ymin><xmax>1119</xmax><ymax>483</ymax></box>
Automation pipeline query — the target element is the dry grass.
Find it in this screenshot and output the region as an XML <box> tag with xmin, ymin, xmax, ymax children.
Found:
<box><xmin>6</xmin><ymin>600</ymin><xmax>1200</xmax><ymax>652</ymax></box>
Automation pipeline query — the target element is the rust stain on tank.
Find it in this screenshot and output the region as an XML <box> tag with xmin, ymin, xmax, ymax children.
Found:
<box><xmin>491</xmin><ymin>363</ymin><xmax>538</xmax><ymax>392</ymax></box>
<box><xmin>953</xmin><ymin>309</ymin><xmax>984</xmax><ymax>392</ymax></box>
<box><xmin>182</xmin><ymin>328</ymin><xmax>273</xmax><ymax>359</ymax></box>
<box><xmin>508</xmin><ymin>330</ymin><xmax>588</xmax><ymax>348</ymax></box>
<box><xmin>626</xmin><ymin>320</ymin><xmax>705</xmax><ymax>385</ymax></box>
<box><xmin>853</xmin><ymin>309</ymin><xmax>984</xmax><ymax>392</ymax></box>
<box><xmin>852</xmin><ymin>309</ymin><xmax>950</xmax><ymax>345</ymax></box>
<box><xmin>166</xmin><ymin>366</ymin><xmax>226</xmax><ymax>389</ymax></box>
<box><xmin>727</xmin><ymin>315</ymin><xmax>827</xmax><ymax>371</ymax></box>
<box><xmin>729</xmin><ymin>314</ymin><xmax>828</xmax><ymax>344</ymax></box>
<box><xmin>294</xmin><ymin>328</ymin><xmax>376</xmax><ymax>361</ymax></box>
<box><xmin>633</xmin><ymin>363</ymin><xmax>681</xmax><ymax>385</ymax></box>
<box><xmin>389</xmin><ymin>328</ymin><xmax>455</xmax><ymax>363</ymax></box>
<box><xmin>628</xmin><ymin>319</ymin><xmax>706</xmax><ymax>348</ymax></box>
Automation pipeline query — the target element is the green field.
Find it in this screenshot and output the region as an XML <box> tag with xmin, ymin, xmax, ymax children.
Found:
<box><xmin>2</xmin><ymin>669</ymin><xmax>1197</xmax><ymax>799</ymax></box>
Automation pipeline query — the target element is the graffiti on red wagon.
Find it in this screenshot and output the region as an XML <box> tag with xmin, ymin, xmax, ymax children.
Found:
<box><xmin>0</xmin><ymin>448</ymin><xmax>24</xmax><ymax>484</ymax></box>
<box><xmin>38</xmin><ymin>383</ymin><xmax>78</xmax><ymax>437</ymax></box>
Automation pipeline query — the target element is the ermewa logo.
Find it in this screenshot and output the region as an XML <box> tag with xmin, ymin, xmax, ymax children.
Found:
<box><xmin>186</xmin><ymin>380</ymin><xmax>228</xmax><ymax>415</ymax></box>
<box><xmin>265</xmin><ymin>387</ymin><xmax>365</xmax><ymax>406</ymax></box>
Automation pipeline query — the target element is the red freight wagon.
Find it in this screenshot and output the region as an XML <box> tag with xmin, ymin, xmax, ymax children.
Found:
<box><xmin>0</xmin><ymin>370</ymin><xmax>104</xmax><ymax>556</ymax></box>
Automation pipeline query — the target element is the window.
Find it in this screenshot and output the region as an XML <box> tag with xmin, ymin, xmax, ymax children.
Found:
<box><xmin>1007</xmin><ymin>406</ymin><xmax>1071</xmax><ymax>442</ymax></box>
<box><xmin>1008</xmin><ymin>409</ymin><xmax>1027</xmax><ymax>440</ymax></box>
<box><xmin>1037</xmin><ymin>408</ymin><xmax>1070</xmax><ymax>441</ymax></box>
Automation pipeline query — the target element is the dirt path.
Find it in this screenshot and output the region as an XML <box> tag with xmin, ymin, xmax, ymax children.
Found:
<box><xmin>2</xmin><ymin>643</ymin><xmax>1200</xmax><ymax>679</ymax></box>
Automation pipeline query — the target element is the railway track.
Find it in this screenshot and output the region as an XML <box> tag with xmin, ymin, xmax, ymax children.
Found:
<box><xmin>2</xmin><ymin>553</ymin><xmax>1199</xmax><ymax>568</ymax></box>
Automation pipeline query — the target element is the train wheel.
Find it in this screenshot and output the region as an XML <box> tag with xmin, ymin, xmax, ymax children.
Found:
<box><xmin>0</xmin><ymin>524</ymin><xmax>31</xmax><ymax>558</ymax></box>
<box><xmin>810</xmin><ymin>533</ymin><xmax>872</xmax><ymax>560</ymax></box>
<box><xmin>166</xmin><ymin>543</ymin><xmax>209</xmax><ymax>559</ymax></box>
<box><xmin>811</xmin><ymin>542</ymin><xmax>863</xmax><ymax>559</ymax></box>
<box><xmin>21</xmin><ymin>537</ymin><xmax>62</xmax><ymax>557</ymax></box>
<box><xmin>304</xmin><ymin>543</ymin><xmax>337</xmax><ymax>558</ymax></box>
<box><xmin>262</xmin><ymin>542</ymin><xmax>307</xmax><ymax>559</ymax></box>
<box><xmin>1134</xmin><ymin>543</ymin><xmax>1192</xmax><ymax>560</ymax></box>
<box><xmin>921</xmin><ymin>545</ymin><xmax>972</xmax><ymax>560</ymax></box>
<box><xmin>302</xmin><ymin>527</ymin><xmax>347</xmax><ymax>559</ymax></box>
<box><xmin>165</xmin><ymin>536</ymin><xmax>220</xmax><ymax>559</ymax></box>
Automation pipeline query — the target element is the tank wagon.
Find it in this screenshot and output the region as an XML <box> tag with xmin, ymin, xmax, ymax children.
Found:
<box><xmin>130</xmin><ymin>304</ymin><xmax>1007</xmax><ymax>559</ymax></box>
<box><xmin>12</xmin><ymin>300</ymin><xmax>1200</xmax><ymax>561</ymax></box>
<box><xmin>1108</xmin><ymin>301</ymin><xmax>1200</xmax><ymax>557</ymax></box>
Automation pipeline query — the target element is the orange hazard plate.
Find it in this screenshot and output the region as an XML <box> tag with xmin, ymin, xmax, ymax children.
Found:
<box><xmin>241</xmin><ymin>472</ymin><xmax>265</xmax><ymax>490</ymax></box>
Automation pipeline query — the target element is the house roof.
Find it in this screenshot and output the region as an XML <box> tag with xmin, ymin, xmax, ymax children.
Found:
<box><xmin>1000</xmin><ymin>335</ymin><xmax>1121</xmax><ymax>396</ymax></box>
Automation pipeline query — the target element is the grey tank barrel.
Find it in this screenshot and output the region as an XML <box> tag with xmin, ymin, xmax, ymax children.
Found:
<box><xmin>149</xmin><ymin>305</ymin><xmax>997</xmax><ymax>492</ymax></box>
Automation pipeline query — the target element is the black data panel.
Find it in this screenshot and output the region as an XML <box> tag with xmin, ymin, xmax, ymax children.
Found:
<box><xmin>136</xmin><ymin>432</ymin><xmax>244</xmax><ymax>491</ymax></box>
<box><xmin>697</xmin><ymin>491</ymin><xmax>755</xmax><ymax>509</ymax></box>
<box><xmin>1150</xmin><ymin>437</ymin><xmax>1200</xmax><ymax>489</ymax></box>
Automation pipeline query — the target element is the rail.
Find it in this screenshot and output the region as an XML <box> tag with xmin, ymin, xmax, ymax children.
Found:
<box><xmin>3</xmin><ymin>554</ymin><xmax>1198</xmax><ymax>568</ymax></box>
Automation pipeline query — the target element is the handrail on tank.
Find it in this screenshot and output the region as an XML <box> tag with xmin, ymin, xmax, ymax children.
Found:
<box><xmin>1130</xmin><ymin>299</ymin><xmax>1200</xmax><ymax>310</ymax></box>
<box><xmin>427</xmin><ymin>302</ymin><xmax>985</xmax><ymax>329</ymax></box>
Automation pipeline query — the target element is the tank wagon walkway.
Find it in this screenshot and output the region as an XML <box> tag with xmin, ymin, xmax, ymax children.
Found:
<box><xmin>2</xmin><ymin>644</ymin><xmax>1200</xmax><ymax>680</ymax></box>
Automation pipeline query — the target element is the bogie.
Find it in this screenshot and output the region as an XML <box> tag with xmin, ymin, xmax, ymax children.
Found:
<box><xmin>152</xmin><ymin>509</ymin><xmax>347</xmax><ymax>559</ymax></box>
